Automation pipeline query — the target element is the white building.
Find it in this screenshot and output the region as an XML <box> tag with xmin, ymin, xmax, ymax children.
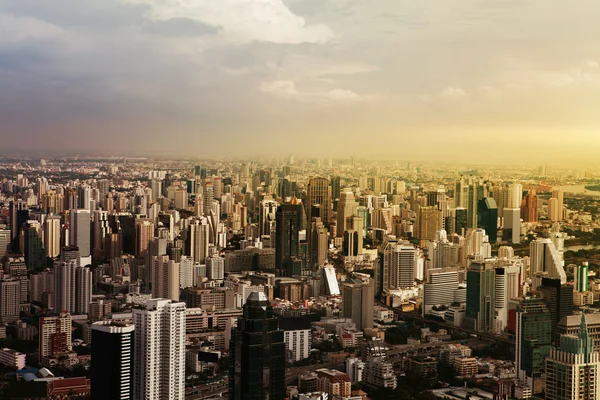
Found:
<box><xmin>345</xmin><ymin>357</ymin><xmax>364</xmax><ymax>383</ymax></box>
<box><xmin>133</xmin><ymin>299</ymin><xmax>186</xmax><ymax>400</ymax></box>
<box><xmin>0</xmin><ymin>348</ymin><xmax>26</xmax><ymax>370</ymax></box>
<box><xmin>54</xmin><ymin>261</ymin><xmax>92</xmax><ymax>314</ymax></box>
<box><xmin>280</xmin><ymin>317</ymin><xmax>312</xmax><ymax>362</ymax></box>
<box><xmin>207</xmin><ymin>256</ymin><xmax>224</xmax><ymax>281</ymax></box>
<box><xmin>179</xmin><ymin>256</ymin><xmax>195</xmax><ymax>290</ymax></box>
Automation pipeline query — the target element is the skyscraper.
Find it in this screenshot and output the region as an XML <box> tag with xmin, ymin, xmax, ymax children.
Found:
<box><xmin>575</xmin><ymin>263</ymin><xmax>590</xmax><ymax>292</ymax></box>
<box><xmin>259</xmin><ymin>199</ymin><xmax>278</xmax><ymax>237</ymax></box>
<box><xmin>275</xmin><ymin>201</ymin><xmax>302</xmax><ymax>277</ymax></box>
<box><xmin>520</xmin><ymin>190</ymin><xmax>538</xmax><ymax>223</ymax></box>
<box><xmin>229</xmin><ymin>292</ymin><xmax>286</xmax><ymax>400</ymax></box>
<box><xmin>23</xmin><ymin>221</ymin><xmax>46</xmax><ymax>270</ymax></box>
<box><xmin>54</xmin><ymin>260</ymin><xmax>92</xmax><ymax>314</ymax></box>
<box><xmin>44</xmin><ymin>216</ymin><xmax>61</xmax><ymax>258</ymax></box>
<box><xmin>342</xmin><ymin>277</ymin><xmax>374</xmax><ymax>331</ymax></box>
<box><xmin>135</xmin><ymin>219</ymin><xmax>155</xmax><ymax>259</ymax></box>
<box><xmin>465</xmin><ymin>262</ymin><xmax>496</xmax><ymax>332</ymax></box>
<box><xmin>414</xmin><ymin>206</ymin><xmax>441</xmax><ymax>244</ymax></box>
<box><xmin>133</xmin><ymin>299</ymin><xmax>186</xmax><ymax>400</ymax></box>
<box><xmin>538</xmin><ymin>277</ymin><xmax>574</xmax><ymax>340</ymax></box>
<box><xmin>336</xmin><ymin>192</ymin><xmax>358</xmax><ymax>237</ymax></box>
<box><xmin>10</xmin><ymin>199</ymin><xmax>28</xmax><ymax>252</ymax></box>
<box><xmin>187</xmin><ymin>220</ymin><xmax>210</xmax><ymax>264</ymax></box>
<box><xmin>309</xmin><ymin>217</ymin><xmax>328</xmax><ymax>268</ymax></box>
<box><xmin>0</xmin><ymin>278</ymin><xmax>20</xmax><ymax>323</ymax></box>
<box><xmin>529</xmin><ymin>238</ymin><xmax>567</xmax><ymax>285</ymax></box>
<box><xmin>39</xmin><ymin>312</ymin><xmax>72</xmax><ymax>359</ymax></box>
<box><xmin>477</xmin><ymin>198</ymin><xmax>498</xmax><ymax>243</ymax></box>
<box><xmin>152</xmin><ymin>255</ymin><xmax>180</xmax><ymax>301</ymax></box>
<box><xmin>515</xmin><ymin>294</ymin><xmax>552</xmax><ymax>392</ymax></box>
<box><xmin>546</xmin><ymin>314</ymin><xmax>600</xmax><ymax>400</ymax></box>
<box><xmin>91</xmin><ymin>321</ymin><xmax>135</xmax><ymax>400</ymax></box>
<box><xmin>70</xmin><ymin>209</ymin><xmax>91</xmax><ymax>257</ymax></box>
<box><xmin>551</xmin><ymin>188</ymin><xmax>564</xmax><ymax>221</ymax></box>
<box><xmin>376</xmin><ymin>238</ymin><xmax>415</xmax><ymax>294</ymax></box>
<box><xmin>306</xmin><ymin>177</ymin><xmax>332</xmax><ymax>228</ymax></box>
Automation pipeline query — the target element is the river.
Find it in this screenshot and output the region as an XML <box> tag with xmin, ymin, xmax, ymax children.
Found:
<box><xmin>557</xmin><ymin>184</ymin><xmax>600</xmax><ymax>197</ymax></box>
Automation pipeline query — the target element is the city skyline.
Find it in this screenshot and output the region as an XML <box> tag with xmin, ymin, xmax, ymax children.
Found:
<box><xmin>1</xmin><ymin>1</ymin><xmax>600</xmax><ymax>161</ymax></box>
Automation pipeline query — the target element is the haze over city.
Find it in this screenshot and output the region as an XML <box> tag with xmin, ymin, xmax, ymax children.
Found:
<box><xmin>1</xmin><ymin>0</ymin><xmax>600</xmax><ymax>161</ymax></box>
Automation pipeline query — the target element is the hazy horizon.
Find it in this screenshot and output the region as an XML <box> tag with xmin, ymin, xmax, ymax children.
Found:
<box><xmin>1</xmin><ymin>0</ymin><xmax>600</xmax><ymax>162</ymax></box>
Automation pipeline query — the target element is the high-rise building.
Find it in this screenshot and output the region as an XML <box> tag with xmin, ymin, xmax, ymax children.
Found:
<box><xmin>187</xmin><ymin>220</ymin><xmax>210</xmax><ymax>264</ymax></box>
<box><xmin>342</xmin><ymin>277</ymin><xmax>374</xmax><ymax>331</ymax></box>
<box><xmin>259</xmin><ymin>199</ymin><xmax>278</xmax><ymax>238</ymax></box>
<box><xmin>515</xmin><ymin>294</ymin><xmax>552</xmax><ymax>392</ymax></box>
<box><xmin>0</xmin><ymin>229</ymin><xmax>10</xmax><ymax>260</ymax></box>
<box><xmin>546</xmin><ymin>314</ymin><xmax>600</xmax><ymax>400</ymax></box>
<box><xmin>275</xmin><ymin>202</ymin><xmax>302</xmax><ymax>277</ymax></box>
<box><xmin>551</xmin><ymin>188</ymin><xmax>564</xmax><ymax>221</ymax></box>
<box><xmin>306</xmin><ymin>177</ymin><xmax>332</xmax><ymax>228</ymax></box>
<box><xmin>465</xmin><ymin>262</ymin><xmax>496</xmax><ymax>332</ymax></box>
<box><xmin>336</xmin><ymin>192</ymin><xmax>358</xmax><ymax>237</ymax></box>
<box><xmin>415</xmin><ymin>206</ymin><xmax>441</xmax><ymax>244</ymax></box>
<box><xmin>376</xmin><ymin>238</ymin><xmax>415</xmax><ymax>294</ymax></box>
<box><xmin>152</xmin><ymin>255</ymin><xmax>180</xmax><ymax>301</ymax></box>
<box><xmin>207</xmin><ymin>255</ymin><xmax>225</xmax><ymax>280</ymax></box>
<box><xmin>54</xmin><ymin>260</ymin><xmax>92</xmax><ymax>314</ymax></box>
<box><xmin>529</xmin><ymin>238</ymin><xmax>567</xmax><ymax>285</ymax></box>
<box><xmin>502</xmin><ymin>207</ymin><xmax>521</xmax><ymax>244</ymax></box>
<box><xmin>179</xmin><ymin>256</ymin><xmax>195</xmax><ymax>289</ymax></box>
<box><xmin>477</xmin><ymin>198</ymin><xmax>498</xmax><ymax>243</ymax></box>
<box><xmin>10</xmin><ymin>199</ymin><xmax>28</xmax><ymax>252</ymax></box>
<box><xmin>39</xmin><ymin>312</ymin><xmax>72</xmax><ymax>358</ymax></box>
<box><xmin>70</xmin><ymin>209</ymin><xmax>91</xmax><ymax>257</ymax></box>
<box><xmin>0</xmin><ymin>278</ymin><xmax>20</xmax><ymax>323</ymax></box>
<box><xmin>309</xmin><ymin>217</ymin><xmax>328</xmax><ymax>268</ymax></box>
<box><xmin>93</xmin><ymin>210</ymin><xmax>111</xmax><ymax>259</ymax></box>
<box><xmin>203</xmin><ymin>183</ymin><xmax>214</xmax><ymax>217</ymax></box>
<box><xmin>135</xmin><ymin>219</ymin><xmax>154</xmax><ymax>259</ymax></box>
<box><xmin>423</xmin><ymin>268</ymin><xmax>461</xmax><ymax>316</ymax></box>
<box><xmin>575</xmin><ymin>263</ymin><xmax>590</xmax><ymax>292</ymax></box>
<box><xmin>133</xmin><ymin>299</ymin><xmax>186</xmax><ymax>400</ymax></box>
<box><xmin>23</xmin><ymin>221</ymin><xmax>46</xmax><ymax>270</ymax></box>
<box><xmin>229</xmin><ymin>292</ymin><xmax>286</xmax><ymax>400</ymax></box>
<box><xmin>520</xmin><ymin>190</ymin><xmax>538</xmax><ymax>223</ymax></box>
<box><xmin>91</xmin><ymin>321</ymin><xmax>135</xmax><ymax>400</ymax></box>
<box><xmin>44</xmin><ymin>216</ymin><xmax>61</xmax><ymax>258</ymax></box>
<box><xmin>548</xmin><ymin>198</ymin><xmax>561</xmax><ymax>222</ymax></box>
<box><xmin>538</xmin><ymin>277</ymin><xmax>574</xmax><ymax>340</ymax></box>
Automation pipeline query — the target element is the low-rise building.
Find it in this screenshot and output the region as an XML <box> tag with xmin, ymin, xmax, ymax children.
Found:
<box><xmin>0</xmin><ymin>348</ymin><xmax>26</xmax><ymax>370</ymax></box>
<box><xmin>453</xmin><ymin>357</ymin><xmax>478</xmax><ymax>377</ymax></box>
<box><xmin>316</xmin><ymin>369</ymin><xmax>352</xmax><ymax>398</ymax></box>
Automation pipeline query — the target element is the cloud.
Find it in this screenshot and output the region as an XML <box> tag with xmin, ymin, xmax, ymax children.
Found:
<box><xmin>125</xmin><ymin>0</ymin><xmax>334</xmax><ymax>44</ymax></box>
<box><xmin>260</xmin><ymin>80</ymin><xmax>298</xmax><ymax>96</ymax></box>
<box><xmin>0</xmin><ymin>14</ymin><xmax>66</xmax><ymax>43</ymax></box>
<box><xmin>440</xmin><ymin>86</ymin><xmax>467</xmax><ymax>98</ymax></box>
<box><xmin>327</xmin><ymin>89</ymin><xmax>359</xmax><ymax>101</ymax></box>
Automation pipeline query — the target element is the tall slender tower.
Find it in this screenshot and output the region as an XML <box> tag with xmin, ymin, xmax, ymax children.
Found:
<box><xmin>336</xmin><ymin>192</ymin><xmax>358</xmax><ymax>237</ymax></box>
<box><xmin>275</xmin><ymin>201</ymin><xmax>302</xmax><ymax>277</ymax></box>
<box><xmin>70</xmin><ymin>209</ymin><xmax>91</xmax><ymax>257</ymax></box>
<box><xmin>133</xmin><ymin>299</ymin><xmax>186</xmax><ymax>400</ymax></box>
<box><xmin>91</xmin><ymin>321</ymin><xmax>135</xmax><ymax>400</ymax></box>
<box><xmin>44</xmin><ymin>216</ymin><xmax>61</xmax><ymax>258</ymax></box>
<box><xmin>229</xmin><ymin>292</ymin><xmax>286</xmax><ymax>400</ymax></box>
<box><xmin>306</xmin><ymin>177</ymin><xmax>332</xmax><ymax>228</ymax></box>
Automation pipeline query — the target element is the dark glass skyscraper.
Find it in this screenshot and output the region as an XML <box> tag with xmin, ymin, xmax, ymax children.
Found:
<box><xmin>477</xmin><ymin>197</ymin><xmax>498</xmax><ymax>243</ymax></box>
<box><xmin>538</xmin><ymin>277</ymin><xmax>574</xmax><ymax>342</ymax></box>
<box><xmin>91</xmin><ymin>321</ymin><xmax>134</xmax><ymax>400</ymax></box>
<box><xmin>229</xmin><ymin>292</ymin><xmax>285</xmax><ymax>400</ymax></box>
<box><xmin>275</xmin><ymin>202</ymin><xmax>302</xmax><ymax>277</ymax></box>
<box><xmin>23</xmin><ymin>222</ymin><xmax>46</xmax><ymax>270</ymax></box>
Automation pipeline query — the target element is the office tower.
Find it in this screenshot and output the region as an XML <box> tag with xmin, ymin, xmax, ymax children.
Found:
<box><xmin>477</xmin><ymin>198</ymin><xmax>498</xmax><ymax>243</ymax></box>
<box><xmin>551</xmin><ymin>188</ymin><xmax>564</xmax><ymax>221</ymax></box>
<box><xmin>54</xmin><ymin>260</ymin><xmax>92</xmax><ymax>314</ymax></box>
<box><xmin>342</xmin><ymin>277</ymin><xmax>374</xmax><ymax>331</ymax></box>
<box><xmin>6</xmin><ymin>257</ymin><xmax>28</xmax><ymax>303</ymax></box>
<box><xmin>0</xmin><ymin>229</ymin><xmax>10</xmax><ymax>260</ymax></box>
<box><xmin>135</xmin><ymin>219</ymin><xmax>154</xmax><ymax>259</ymax></box>
<box><xmin>93</xmin><ymin>210</ymin><xmax>110</xmax><ymax>259</ymax></box>
<box><xmin>529</xmin><ymin>238</ymin><xmax>567</xmax><ymax>284</ymax></box>
<box><xmin>207</xmin><ymin>255</ymin><xmax>224</xmax><ymax>280</ymax></box>
<box><xmin>275</xmin><ymin>202</ymin><xmax>302</xmax><ymax>277</ymax></box>
<box><xmin>10</xmin><ymin>199</ymin><xmax>28</xmax><ymax>252</ymax></box>
<box><xmin>336</xmin><ymin>192</ymin><xmax>358</xmax><ymax>237</ymax></box>
<box><xmin>187</xmin><ymin>220</ymin><xmax>210</xmax><ymax>264</ymax></box>
<box><xmin>174</xmin><ymin>189</ymin><xmax>188</xmax><ymax>209</ymax></box>
<box><xmin>30</xmin><ymin>269</ymin><xmax>54</xmax><ymax>304</ymax></box>
<box><xmin>78</xmin><ymin>185</ymin><xmax>92</xmax><ymax>210</ymax></box>
<box><xmin>502</xmin><ymin>206</ymin><xmax>521</xmax><ymax>243</ymax></box>
<box><xmin>91</xmin><ymin>321</ymin><xmax>135</xmax><ymax>400</ymax></box>
<box><xmin>306</xmin><ymin>177</ymin><xmax>332</xmax><ymax>228</ymax></box>
<box><xmin>548</xmin><ymin>198</ymin><xmax>560</xmax><ymax>222</ymax></box>
<box><xmin>520</xmin><ymin>190</ymin><xmax>538</xmax><ymax>223</ymax></box>
<box><xmin>259</xmin><ymin>199</ymin><xmax>278</xmax><ymax>237</ymax></box>
<box><xmin>203</xmin><ymin>183</ymin><xmax>214</xmax><ymax>217</ymax></box>
<box><xmin>309</xmin><ymin>217</ymin><xmax>328</xmax><ymax>268</ymax></box>
<box><xmin>179</xmin><ymin>256</ymin><xmax>194</xmax><ymax>289</ymax></box>
<box><xmin>150</xmin><ymin>179</ymin><xmax>163</xmax><ymax>201</ymax></box>
<box><xmin>490</xmin><ymin>184</ymin><xmax>507</xmax><ymax>219</ymax></box>
<box><xmin>575</xmin><ymin>263</ymin><xmax>590</xmax><ymax>292</ymax></box>
<box><xmin>465</xmin><ymin>262</ymin><xmax>496</xmax><ymax>332</ymax></box>
<box><xmin>152</xmin><ymin>255</ymin><xmax>180</xmax><ymax>301</ymax></box>
<box><xmin>515</xmin><ymin>295</ymin><xmax>552</xmax><ymax>392</ymax></box>
<box><xmin>229</xmin><ymin>292</ymin><xmax>286</xmax><ymax>400</ymax></box>
<box><xmin>23</xmin><ymin>221</ymin><xmax>46</xmax><ymax>270</ymax></box>
<box><xmin>39</xmin><ymin>312</ymin><xmax>72</xmax><ymax>358</ymax></box>
<box><xmin>377</xmin><ymin>238</ymin><xmax>415</xmax><ymax>294</ymax></box>
<box><xmin>44</xmin><ymin>216</ymin><xmax>61</xmax><ymax>258</ymax></box>
<box><xmin>423</xmin><ymin>268</ymin><xmax>461</xmax><ymax>316</ymax></box>
<box><xmin>415</xmin><ymin>206</ymin><xmax>441</xmax><ymax>244</ymax></box>
<box><xmin>467</xmin><ymin>181</ymin><xmax>483</xmax><ymax>229</ymax></box>
<box><xmin>70</xmin><ymin>209</ymin><xmax>91</xmax><ymax>257</ymax></box>
<box><xmin>538</xmin><ymin>278</ymin><xmax>574</xmax><ymax>339</ymax></box>
<box><xmin>42</xmin><ymin>190</ymin><xmax>58</xmax><ymax>214</ymax></box>
<box><xmin>321</xmin><ymin>265</ymin><xmax>340</xmax><ymax>296</ymax></box>
<box><xmin>346</xmin><ymin>216</ymin><xmax>364</xmax><ymax>253</ymax></box>
<box><xmin>343</xmin><ymin>230</ymin><xmax>360</xmax><ymax>257</ymax></box>
<box><xmin>133</xmin><ymin>299</ymin><xmax>186</xmax><ymax>400</ymax></box>
<box><xmin>546</xmin><ymin>314</ymin><xmax>600</xmax><ymax>400</ymax></box>
<box><xmin>0</xmin><ymin>278</ymin><xmax>20</xmax><ymax>323</ymax></box>
<box><xmin>453</xmin><ymin>207</ymin><xmax>468</xmax><ymax>235</ymax></box>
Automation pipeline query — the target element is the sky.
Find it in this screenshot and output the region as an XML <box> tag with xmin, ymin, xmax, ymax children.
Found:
<box><xmin>1</xmin><ymin>0</ymin><xmax>600</xmax><ymax>162</ymax></box>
